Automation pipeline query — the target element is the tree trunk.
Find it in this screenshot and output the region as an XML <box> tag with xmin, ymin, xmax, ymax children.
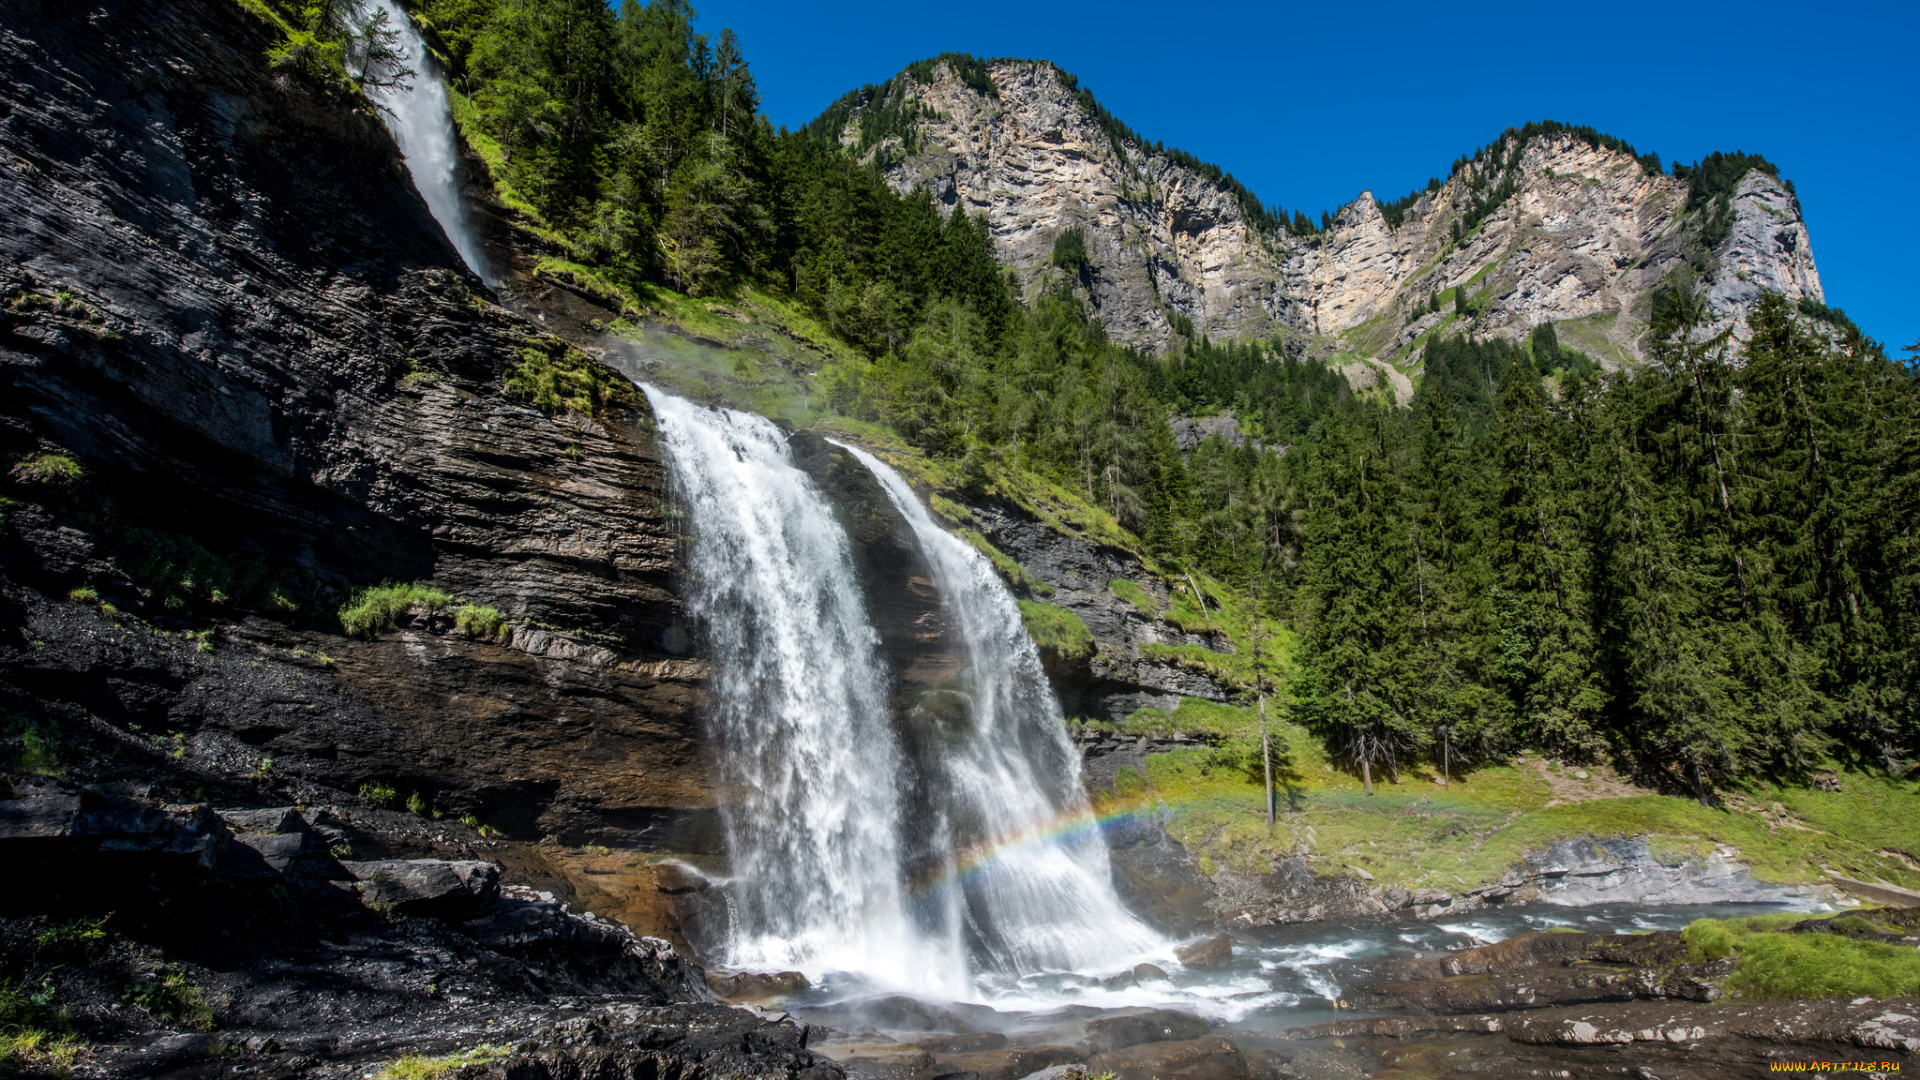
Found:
<box><xmin>1686</xmin><ymin>747</ymin><xmax>1711</xmax><ymax>808</ymax></box>
<box><xmin>1440</xmin><ymin>728</ymin><xmax>1450</xmax><ymax>787</ymax></box>
<box><xmin>1260</xmin><ymin>696</ymin><xmax>1273</xmax><ymax>827</ymax></box>
<box><xmin>1361</xmin><ymin>755</ymin><xmax>1374</xmax><ymax>796</ymax></box>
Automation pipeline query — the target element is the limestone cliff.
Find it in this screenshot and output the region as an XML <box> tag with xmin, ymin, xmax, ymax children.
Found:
<box><xmin>822</xmin><ymin>59</ymin><xmax>1824</xmax><ymax>383</ymax></box>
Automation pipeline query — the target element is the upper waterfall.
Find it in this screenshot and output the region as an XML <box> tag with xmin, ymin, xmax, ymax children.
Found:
<box><xmin>356</xmin><ymin>0</ymin><xmax>491</xmax><ymax>280</ymax></box>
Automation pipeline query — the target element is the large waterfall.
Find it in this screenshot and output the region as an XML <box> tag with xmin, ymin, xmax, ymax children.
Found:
<box><xmin>643</xmin><ymin>389</ymin><xmax>969</xmax><ymax>996</ymax></box>
<box><xmin>644</xmin><ymin>382</ymin><xmax>1161</xmax><ymax>1001</ymax></box>
<box><xmin>356</xmin><ymin>0</ymin><xmax>491</xmax><ymax>280</ymax></box>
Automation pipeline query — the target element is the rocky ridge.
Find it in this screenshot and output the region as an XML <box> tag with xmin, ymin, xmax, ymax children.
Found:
<box><xmin>826</xmin><ymin>59</ymin><xmax>1823</xmax><ymax>375</ymax></box>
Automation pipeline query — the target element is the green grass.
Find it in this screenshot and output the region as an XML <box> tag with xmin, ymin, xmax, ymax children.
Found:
<box><xmin>121</xmin><ymin>967</ymin><xmax>212</xmax><ymax>1031</ymax></box>
<box><xmin>338</xmin><ymin>583</ymin><xmax>453</xmax><ymax>639</ymax></box>
<box><xmin>1682</xmin><ymin>914</ymin><xmax>1920</xmax><ymax>1000</ymax></box>
<box><xmin>1109</xmin><ymin>578</ymin><xmax>1160</xmax><ymax>615</ymax></box>
<box><xmin>505</xmin><ymin>337</ymin><xmax>640</xmax><ymax>418</ymax></box>
<box><xmin>358</xmin><ymin>782</ymin><xmax>399</xmax><ymax>809</ymax></box>
<box><xmin>7</xmin><ymin>453</ymin><xmax>82</xmax><ymax>485</ymax></box>
<box><xmin>454</xmin><ymin>604</ymin><xmax>508</xmax><ymax>642</ymax></box>
<box><xmin>1017</xmin><ymin>600</ymin><xmax>1094</xmax><ymax>663</ymax></box>
<box><xmin>1090</xmin><ymin>719</ymin><xmax>1920</xmax><ymax>895</ymax></box>
<box><xmin>375</xmin><ymin>1045</ymin><xmax>512</xmax><ymax>1080</ymax></box>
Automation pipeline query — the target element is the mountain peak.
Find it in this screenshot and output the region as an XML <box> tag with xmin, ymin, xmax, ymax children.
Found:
<box><xmin>812</xmin><ymin>64</ymin><xmax>1822</xmax><ymax>380</ymax></box>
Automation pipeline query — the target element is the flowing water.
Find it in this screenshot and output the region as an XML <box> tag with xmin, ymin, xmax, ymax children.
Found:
<box><xmin>641</xmin><ymin>388</ymin><xmax>951</xmax><ymax>993</ymax></box>
<box><xmin>355</xmin><ymin>0</ymin><xmax>491</xmax><ymax>280</ymax></box>
<box><xmin>644</xmin><ymin>384</ymin><xmax>1166</xmax><ymax>1001</ymax></box>
<box><xmin>830</xmin><ymin>441</ymin><xmax>1164</xmax><ymax>994</ymax></box>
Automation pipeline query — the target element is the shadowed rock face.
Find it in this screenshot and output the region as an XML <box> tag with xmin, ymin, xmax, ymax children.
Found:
<box><xmin>0</xmin><ymin>0</ymin><xmax>711</xmax><ymax>856</ymax></box>
<box><xmin>787</xmin><ymin>432</ymin><xmax>966</xmax><ymax>693</ymax></box>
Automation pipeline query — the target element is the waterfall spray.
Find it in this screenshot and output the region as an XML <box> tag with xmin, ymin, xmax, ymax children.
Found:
<box><xmin>355</xmin><ymin>0</ymin><xmax>491</xmax><ymax>281</ymax></box>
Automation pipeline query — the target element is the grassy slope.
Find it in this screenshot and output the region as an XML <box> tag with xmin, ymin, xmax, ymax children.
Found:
<box><xmin>1087</xmin><ymin>698</ymin><xmax>1920</xmax><ymax>896</ymax></box>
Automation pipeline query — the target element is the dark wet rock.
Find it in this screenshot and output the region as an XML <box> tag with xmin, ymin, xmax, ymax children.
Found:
<box><xmin>1014</xmin><ymin>1066</ymin><xmax>1090</xmax><ymax>1080</ymax></box>
<box><xmin>789</xmin><ymin>432</ymin><xmax>963</xmax><ymax>694</ymax></box>
<box><xmin>959</xmin><ymin>496</ymin><xmax>1231</xmax><ymax>722</ymax></box>
<box><xmin>709</xmin><ymin>969</ymin><xmax>813</xmax><ymax>1003</ymax></box>
<box><xmin>1175</xmin><ymin>933</ymin><xmax>1232</xmax><ymax>970</ymax></box>
<box><xmin>919</xmin><ymin>1032</ymin><xmax>1009</xmax><ymax>1054</ymax></box>
<box><xmin>1133</xmin><ymin>963</ymin><xmax>1169</xmax><ymax>982</ymax></box>
<box><xmin>1083</xmin><ymin>1009</ymin><xmax>1211</xmax><ymax>1052</ymax></box>
<box><xmin>1336</xmin><ymin>931</ymin><xmax>1736</xmax><ymax>1013</ymax></box>
<box><xmin>800</xmin><ymin>995</ymin><xmax>1001</xmax><ymax>1036</ymax></box>
<box><xmin>340</xmin><ymin>858</ymin><xmax>501</xmax><ymax>916</ymax></box>
<box><xmin>1087</xmin><ymin>1036</ymin><xmax>1249</xmax><ymax>1080</ymax></box>
<box><xmin>1103</xmin><ymin>812</ymin><xmax>1214</xmax><ymax>934</ymax></box>
<box><xmin>462</xmin><ymin>1003</ymin><xmax>844</xmax><ymax>1080</ymax></box>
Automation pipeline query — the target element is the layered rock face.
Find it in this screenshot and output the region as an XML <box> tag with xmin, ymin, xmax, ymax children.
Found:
<box><xmin>828</xmin><ymin>60</ymin><xmax>1824</xmax><ymax>376</ymax></box>
<box><xmin>0</xmin><ymin>0</ymin><xmax>709</xmax><ymax>853</ymax></box>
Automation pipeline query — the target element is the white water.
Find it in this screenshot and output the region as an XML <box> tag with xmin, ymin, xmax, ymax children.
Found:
<box><xmin>643</xmin><ymin>388</ymin><xmax>968</xmax><ymax>996</ymax></box>
<box><xmin>831</xmin><ymin>441</ymin><xmax>1165</xmax><ymax>987</ymax></box>
<box><xmin>644</xmin><ymin>381</ymin><xmax>1166</xmax><ymax>1000</ymax></box>
<box><xmin>356</xmin><ymin>0</ymin><xmax>491</xmax><ymax>280</ymax></box>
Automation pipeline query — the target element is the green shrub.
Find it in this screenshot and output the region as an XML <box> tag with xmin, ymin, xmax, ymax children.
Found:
<box><xmin>454</xmin><ymin>604</ymin><xmax>508</xmax><ymax>642</ymax></box>
<box><xmin>338</xmin><ymin>583</ymin><xmax>453</xmax><ymax>638</ymax></box>
<box><xmin>8</xmin><ymin>453</ymin><xmax>82</xmax><ymax>485</ymax></box>
<box><xmin>404</xmin><ymin>791</ymin><xmax>427</xmax><ymax>816</ymax></box>
<box><xmin>1016</xmin><ymin>600</ymin><xmax>1094</xmax><ymax>663</ymax></box>
<box><xmin>358</xmin><ymin>782</ymin><xmax>399</xmax><ymax>809</ymax></box>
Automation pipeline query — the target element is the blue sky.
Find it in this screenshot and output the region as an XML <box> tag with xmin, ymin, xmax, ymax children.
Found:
<box><xmin>693</xmin><ymin>0</ymin><xmax>1916</xmax><ymax>353</ymax></box>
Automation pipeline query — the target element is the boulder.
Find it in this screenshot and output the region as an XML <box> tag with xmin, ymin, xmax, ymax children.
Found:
<box><xmin>0</xmin><ymin>778</ymin><xmax>224</xmax><ymax>868</ymax></box>
<box><xmin>1087</xmin><ymin>1037</ymin><xmax>1249</xmax><ymax>1080</ymax></box>
<box><xmin>1132</xmin><ymin>963</ymin><xmax>1169</xmax><ymax>982</ymax></box>
<box><xmin>341</xmin><ymin>859</ymin><xmax>500</xmax><ymax>916</ymax></box>
<box><xmin>1174</xmin><ymin>933</ymin><xmax>1232</xmax><ymax>970</ymax></box>
<box><xmin>1083</xmin><ymin>1010</ymin><xmax>1210</xmax><ymax>1052</ymax></box>
<box><xmin>707</xmin><ymin>969</ymin><xmax>811</xmax><ymax>1003</ymax></box>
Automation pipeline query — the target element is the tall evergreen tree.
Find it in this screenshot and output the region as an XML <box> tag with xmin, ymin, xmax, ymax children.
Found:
<box><xmin>1488</xmin><ymin>350</ymin><xmax>1608</xmax><ymax>758</ymax></box>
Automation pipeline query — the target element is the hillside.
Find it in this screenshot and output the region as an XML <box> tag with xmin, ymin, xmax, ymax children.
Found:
<box><xmin>813</xmin><ymin>57</ymin><xmax>1825</xmax><ymax>390</ymax></box>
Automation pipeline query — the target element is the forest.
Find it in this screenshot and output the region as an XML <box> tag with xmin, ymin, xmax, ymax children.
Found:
<box><xmin>255</xmin><ymin>0</ymin><xmax>1920</xmax><ymax>797</ymax></box>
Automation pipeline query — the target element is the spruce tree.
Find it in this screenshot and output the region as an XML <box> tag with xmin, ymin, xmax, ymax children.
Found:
<box><xmin>1296</xmin><ymin>411</ymin><xmax>1424</xmax><ymax>792</ymax></box>
<box><xmin>1489</xmin><ymin>350</ymin><xmax>1608</xmax><ymax>758</ymax></box>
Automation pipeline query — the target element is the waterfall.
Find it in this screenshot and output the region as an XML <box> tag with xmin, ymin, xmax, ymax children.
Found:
<box><xmin>356</xmin><ymin>0</ymin><xmax>491</xmax><ymax>280</ymax></box>
<box><xmin>642</xmin><ymin>388</ymin><xmax>969</xmax><ymax>997</ymax></box>
<box><xmin>645</xmin><ymin>382</ymin><xmax>1162</xmax><ymax>1000</ymax></box>
<box><xmin>831</xmin><ymin>441</ymin><xmax>1165</xmax><ymax>984</ymax></box>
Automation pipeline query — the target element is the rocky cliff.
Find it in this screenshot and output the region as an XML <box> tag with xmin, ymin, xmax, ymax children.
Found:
<box><xmin>0</xmin><ymin>0</ymin><xmax>714</xmax><ymax>872</ymax></box>
<box><xmin>822</xmin><ymin>59</ymin><xmax>1824</xmax><ymax>383</ymax></box>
